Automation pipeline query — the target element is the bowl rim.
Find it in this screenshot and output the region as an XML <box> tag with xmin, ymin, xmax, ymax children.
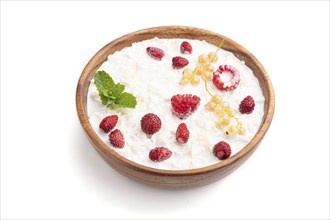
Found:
<box><xmin>76</xmin><ymin>25</ymin><xmax>275</xmax><ymax>176</ymax></box>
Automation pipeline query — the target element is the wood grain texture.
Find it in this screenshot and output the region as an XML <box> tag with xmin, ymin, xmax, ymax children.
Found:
<box><xmin>76</xmin><ymin>26</ymin><xmax>275</xmax><ymax>189</ymax></box>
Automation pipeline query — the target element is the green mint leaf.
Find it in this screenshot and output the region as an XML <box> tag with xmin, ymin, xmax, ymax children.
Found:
<box><xmin>114</xmin><ymin>92</ymin><xmax>137</xmax><ymax>108</ymax></box>
<box><xmin>112</xmin><ymin>83</ymin><xmax>125</xmax><ymax>98</ymax></box>
<box><xmin>99</xmin><ymin>93</ymin><xmax>108</xmax><ymax>105</ymax></box>
<box><xmin>94</xmin><ymin>70</ymin><xmax>115</xmax><ymax>98</ymax></box>
<box><xmin>93</xmin><ymin>70</ymin><xmax>137</xmax><ymax>109</ymax></box>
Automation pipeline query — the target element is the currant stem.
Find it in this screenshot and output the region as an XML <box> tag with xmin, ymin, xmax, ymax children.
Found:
<box><xmin>204</xmin><ymin>80</ymin><xmax>213</xmax><ymax>97</ymax></box>
<box><xmin>204</xmin><ymin>39</ymin><xmax>244</xmax><ymax>135</ymax></box>
<box><xmin>215</xmin><ymin>39</ymin><xmax>225</xmax><ymax>54</ymax></box>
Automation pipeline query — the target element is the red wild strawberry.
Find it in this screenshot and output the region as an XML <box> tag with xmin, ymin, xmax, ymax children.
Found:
<box><xmin>109</xmin><ymin>129</ymin><xmax>125</xmax><ymax>148</ymax></box>
<box><xmin>176</xmin><ymin>123</ymin><xmax>190</xmax><ymax>144</ymax></box>
<box><xmin>149</xmin><ymin>147</ymin><xmax>172</xmax><ymax>162</ymax></box>
<box><xmin>140</xmin><ymin>113</ymin><xmax>162</xmax><ymax>135</ymax></box>
<box><xmin>99</xmin><ymin>115</ymin><xmax>118</xmax><ymax>132</ymax></box>
<box><xmin>180</xmin><ymin>41</ymin><xmax>192</xmax><ymax>54</ymax></box>
<box><xmin>213</xmin><ymin>65</ymin><xmax>240</xmax><ymax>91</ymax></box>
<box><xmin>172</xmin><ymin>56</ymin><xmax>189</xmax><ymax>69</ymax></box>
<box><xmin>146</xmin><ymin>47</ymin><xmax>165</xmax><ymax>61</ymax></box>
<box><xmin>171</xmin><ymin>94</ymin><xmax>201</xmax><ymax>119</ymax></box>
<box><xmin>239</xmin><ymin>95</ymin><xmax>255</xmax><ymax>114</ymax></box>
<box><xmin>213</xmin><ymin>141</ymin><xmax>231</xmax><ymax>160</ymax></box>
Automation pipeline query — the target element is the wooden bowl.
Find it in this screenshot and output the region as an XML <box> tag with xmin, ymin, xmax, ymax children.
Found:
<box><xmin>76</xmin><ymin>26</ymin><xmax>275</xmax><ymax>189</ymax></box>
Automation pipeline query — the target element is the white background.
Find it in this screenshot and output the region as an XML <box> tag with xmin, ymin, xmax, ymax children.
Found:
<box><xmin>1</xmin><ymin>1</ymin><xmax>329</xmax><ymax>219</ymax></box>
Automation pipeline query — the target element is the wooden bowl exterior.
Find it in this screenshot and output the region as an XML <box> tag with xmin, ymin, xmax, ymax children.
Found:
<box><xmin>76</xmin><ymin>26</ymin><xmax>275</xmax><ymax>189</ymax></box>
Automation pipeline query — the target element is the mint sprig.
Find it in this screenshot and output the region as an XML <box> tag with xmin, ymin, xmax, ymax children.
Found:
<box><xmin>94</xmin><ymin>70</ymin><xmax>137</xmax><ymax>109</ymax></box>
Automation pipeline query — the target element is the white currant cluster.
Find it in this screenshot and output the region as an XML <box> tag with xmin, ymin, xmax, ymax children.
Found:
<box><xmin>180</xmin><ymin>52</ymin><xmax>219</xmax><ymax>86</ymax></box>
<box><xmin>205</xmin><ymin>95</ymin><xmax>245</xmax><ymax>136</ymax></box>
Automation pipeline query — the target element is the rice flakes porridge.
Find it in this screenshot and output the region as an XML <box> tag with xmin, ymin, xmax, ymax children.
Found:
<box><xmin>87</xmin><ymin>37</ymin><xmax>265</xmax><ymax>170</ymax></box>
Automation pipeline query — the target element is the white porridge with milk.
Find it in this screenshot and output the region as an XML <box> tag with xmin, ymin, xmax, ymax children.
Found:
<box><xmin>87</xmin><ymin>37</ymin><xmax>265</xmax><ymax>170</ymax></box>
